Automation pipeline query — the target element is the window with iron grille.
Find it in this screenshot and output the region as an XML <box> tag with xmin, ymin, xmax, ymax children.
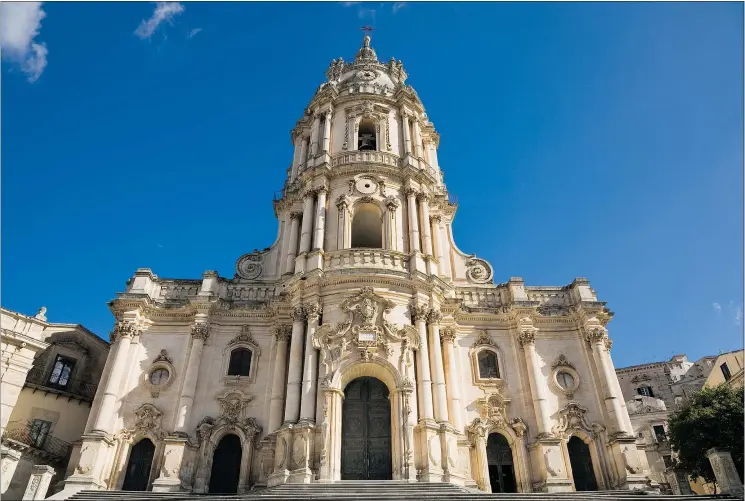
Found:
<box><xmin>29</xmin><ymin>419</ymin><xmax>51</xmax><ymax>448</ymax></box>
<box><xmin>48</xmin><ymin>355</ymin><xmax>76</xmax><ymax>389</ymax></box>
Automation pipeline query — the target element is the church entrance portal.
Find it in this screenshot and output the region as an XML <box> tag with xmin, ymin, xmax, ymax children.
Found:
<box><xmin>341</xmin><ymin>376</ymin><xmax>392</xmax><ymax>480</ymax></box>
<box><xmin>568</xmin><ymin>436</ymin><xmax>598</xmax><ymax>491</ymax></box>
<box><xmin>122</xmin><ymin>438</ymin><xmax>155</xmax><ymax>491</ymax></box>
<box><xmin>486</xmin><ymin>433</ymin><xmax>517</xmax><ymax>493</ymax></box>
<box><xmin>209</xmin><ymin>434</ymin><xmax>242</xmax><ymax>494</ymax></box>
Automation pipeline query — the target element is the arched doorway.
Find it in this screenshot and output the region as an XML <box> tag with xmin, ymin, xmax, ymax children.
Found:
<box><xmin>122</xmin><ymin>438</ymin><xmax>155</xmax><ymax>491</ymax></box>
<box><xmin>209</xmin><ymin>434</ymin><xmax>242</xmax><ymax>494</ymax></box>
<box><xmin>341</xmin><ymin>376</ymin><xmax>392</xmax><ymax>480</ymax></box>
<box><xmin>568</xmin><ymin>436</ymin><xmax>598</xmax><ymax>491</ymax></box>
<box><xmin>486</xmin><ymin>433</ymin><xmax>517</xmax><ymax>493</ymax></box>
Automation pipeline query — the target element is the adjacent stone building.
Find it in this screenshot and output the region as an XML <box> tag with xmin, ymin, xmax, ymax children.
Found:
<box><xmin>704</xmin><ymin>350</ymin><xmax>744</xmax><ymax>390</ymax></box>
<box><xmin>56</xmin><ymin>35</ymin><xmax>655</xmax><ymax>498</ymax></box>
<box><xmin>1</xmin><ymin>307</ymin><xmax>108</xmax><ymax>499</ymax></box>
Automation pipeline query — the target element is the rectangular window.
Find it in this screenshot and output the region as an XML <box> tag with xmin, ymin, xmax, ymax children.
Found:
<box><xmin>663</xmin><ymin>455</ymin><xmax>672</xmax><ymax>468</ymax></box>
<box><xmin>29</xmin><ymin>419</ymin><xmax>51</xmax><ymax>448</ymax></box>
<box><xmin>653</xmin><ymin>425</ymin><xmax>667</xmax><ymax>442</ymax></box>
<box><xmin>48</xmin><ymin>355</ymin><xmax>76</xmax><ymax>389</ymax></box>
<box><xmin>721</xmin><ymin>363</ymin><xmax>732</xmax><ymax>381</ymax></box>
<box><xmin>636</xmin><ymin>386</ymin><xmax>654</xmax><ymax>397</ymax></box>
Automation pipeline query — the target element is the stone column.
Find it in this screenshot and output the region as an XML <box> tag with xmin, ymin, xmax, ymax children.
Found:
<box><xmin>310</xmin><ymin>114</ymin><xmax>321</xmax><ymax>157</ymax></box>
<box><xmin>1</xmin><ymin>447</ymin><xmax>22</xmax><ymax>495</ymax></box>
<box><xmin>665</xmin><ymin>467</ymin><xmax>693</xmax><ymax>495</ymax></box>
<box><xmin>385</xmin><ymin>198</ymin><xmax>400</xmax><ymax>251</ymax></box>
<box><xmin>516</xmin><ymin>328</ymin><xmax>552</xmax><ymax>437</ymax></box>
<box><xmin>298</xmin><ymin>190</ymin><xmax>316</xmax><ymax>255</ymax></box>
<box><xmin>441</xmin><ymin>328</ymin><xmax>464</xmax><ymax>432</ymax></box>
<box><xmin>174</xmin><ymin>320</ymin><xmax>209</xmax><ymax>433</ymax></box>
<box><xmin>437</xmin><ymin>219</ymin><xmax>453</xmax><ymax>279</ymax></box>
<box><xmin>299</xmin><ymin>303</ymin><xmax>322</xmax><ymax>422</ymax></box>
<box><xmin>336</xmin><ymin>196</ymin><xmax>350</xmax><ymax>249</ymax></box>
<box><xmin>21</xmin><ymin>465</ymin><xmax>56</xmax><ymax>500</ymax></box>
<box><xmin>322</xmin><ymin>110</ymin><xmax>332</xmax><ymax>153</ymax></box>
<box><xmin>299</xmin><ymin>137</ymin><xmax>309</xmax><ymax>172</ymax></box>
<box><xmin>586</xmin><ymin>327</ymin><xmax>632</xmax><ymax>435</ymax></box>
<box><xmin>706</xmin><ymin>448</ymin><xmax>744</xmax><ymax>497</ymax></box>
<box><xmin>291</xmin><ymin>135</ymin><xmax>302</xmax><ymax>181</ymax></box>
<box><xmin>268</xmin><ymin>326</ymin><xmax>291</xmax><ymax>433</ymax></box>
<box><xmin>312</xmin><ymin>187</ymin><xmax>327</xmax><ymax>251</ymax></box>
<box><xmin>405</xmin><ymin>188</ymin><xmax>420</xmax><ymax>253</ymax></box>
<box><xmin>284</xmin><ymin>212</ymin><xmax>302</xmax><ymax>275</ymax></box>
<box><xmin>418</xmin><ymin>193</ymin><xmax>433</xmax><ymax>256</ymax></box>
<box><xmin>427</xmin><ymin>310</ymin><xmax>450</xmax><ymax>424</ymax></box>
<box><xmin>92</xmin><ymin>321</ymin><xmax>138</xmax><ymax>434</ymax></box>
<box><xmin>412</xmin><ymin>306</ymin><xmax>434</xmax><ymax>422</ymax></box>
<box><xmin>430</xmin><ymin>215</ymin><xmax>442</xmax><ymax>262</ymax></box>
<box><xmin>401</xmin><ymin>112</ymin><xmax>412</xmax><ymax>155</ymax></box>
<box><xmin>412</xmin><ymin>117</ymin><xmax>422</xmax><ymax>158</ymax></box>
<box><xmin>283</xmin><ymin>307</ymin><xmax>307</xmax><ymax>424</ymax></box>
<box><xmin>469</xmin><ymin>425</ymin><xmax>490</xmax><ymax>492</ymax></box>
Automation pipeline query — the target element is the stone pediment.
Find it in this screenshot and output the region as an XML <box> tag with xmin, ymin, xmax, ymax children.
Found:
<box><xmin>313</xmin><ymin>287</ymin><xmax>418</xmax><ymax>373</ymax></box>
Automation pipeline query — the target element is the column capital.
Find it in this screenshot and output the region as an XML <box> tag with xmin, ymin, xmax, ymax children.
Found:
<box><xmin>404</xmin><ymin>187</ymin><xmax>418</xmax><ymax>198</ymax></box>
<box><xmin>585</xmin><ymin>326</ymin><xmax>608</xmax><ymax>345</ymax></box>
<box><xmin>516</xmin><ymin>328</ymin><xmax>536</xmax><ymax>347</ymax></box>
<box><xmin>290</xmin><ymin>211</ymin><xmax>303</xmax><ymax>220</ymax></box>
<box><xmin>427</xmin><ymin>309</ymin><xmax>443</xmax><ymax>325</ymax></box>
<box><xmin>440</xmin><ymin>327</ymin><xmax>457</xmax><ymax>344</ymax></box>
<box><xmin>416</xmin><ymin>191</ymin><xmax>432</xmax><ymax>203</ymax></box>
<box><xmin>410</xmin><ymin>304</ymin><xmax>429</xmax><ymax>323</ymax></box>
<box><xmin>291</xmin><ymin>306</ymin><xmax>307</xmax><ymax>323</ymax></box>
<box><xmin>314</xmin><ymin>185</ymin><xmax>329</xmax><ymax>196</ymax></box>
<box><xmin>273</xmin><ymin>325</ymin><xmax>292</xmax><ymax>342</ymax></box>
<box><xmin>110</xmin><ymin>321</ymin><xmax>140</xmax><ymax>343</ymax></box>
<box><xmin>430</xmin><ymin>214</ymin><xmax>442</xmax><ymax>223</ymax></box>
<box><xmin>336</xmin><ymin>194</ymin><xmax>351</xmax><ymax>209</ymax></box>
<box><xmin>304</xmin><ymin>302</ymin><xmax>322</xmax><ymax>320</ymax></box>
<box><xmin>384</xmin><ymin>196</ymin><xmax>400</xmax><ymax>211</ymax></box>
<box><xmin>302</xmin><ymin>189</ymin><xmax>316</xmax><ymax>200</ymax></box>
<box><xmin>191</xmin><ymin>323</ymin><xmax>210</xmax><ymax>340</ymax></box>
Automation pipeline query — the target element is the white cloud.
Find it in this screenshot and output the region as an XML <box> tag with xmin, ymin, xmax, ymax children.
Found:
<box><xmin>392</xmin><ymin>2</ymin><xmax>407</xmax><ymax>14</ymax></box>
<box><xmin>0</xmin><ymin>2</ymin><xmax>48</xmax><ymax>82</ymax></box>
<box><xmin>713</xmin><ymin>302</ymin><xmax>722</xmax><ymax>314</ymax></box>
<box><xmin>188</xmin><ymin>28</ymin><xmax>202</xmax><ymax>39</ymax></box>
<box><xmin>135</xmin><ymin>2</ymin><xmax>184</xmax><ymax>40</ymax></box>
<box><xmin>358</xmin><ymin>7</ymin><xmax>376</xmax><ymax>21</ymax></box>
<box><xmin>729</xmin><ymin>301</ymin><xmax>742</xmax><ymax>326</ymax></box>
<box><xmin>342</xmin><ymin>1</ymin><xmax>360</xmax><ymax>6</ymax></box>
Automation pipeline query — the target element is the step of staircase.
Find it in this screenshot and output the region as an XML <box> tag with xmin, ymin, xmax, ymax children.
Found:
<box><xmin>63</xmin><ymin>481</ymin><xmax>739</xmax><ymax>501</ymax></box>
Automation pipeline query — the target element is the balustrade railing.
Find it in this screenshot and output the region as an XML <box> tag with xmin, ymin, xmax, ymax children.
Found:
<box><xmin>2</xmin><ymin>421</ymin><xmax>72</xmax><ymax>463</ymax></box>
<box><xmin>331</xmin><ymin>150</ymin><xmax>400</xmax><ymax>168</ymax></box>
<box><xmin>25</xmin><ymin>367</ymin><xmax>98</xmax><ymax>401</ymax></box>
<box><xmin>324</xmin><ymin>248</ymin><xmax>409</xmax><ymax>273</ymax></box>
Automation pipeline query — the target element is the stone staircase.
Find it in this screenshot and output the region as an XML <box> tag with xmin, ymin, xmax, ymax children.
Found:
<box><xmin>63</xmin><ymin>481</ymin><xmax>739</xmax><ymax>501</ymax></box>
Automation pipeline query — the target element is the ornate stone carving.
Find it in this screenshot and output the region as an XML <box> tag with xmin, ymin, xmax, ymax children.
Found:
<box><xmin>292</xmin><ymin>435</ymin><xmax>308</xmax><ymax>469</ymax></box>
<box><xmin>153</xmin><ymin>349</ymin><xmax>172</xmax><ymax>364</ymax></box>
<box><xmin>510</xmin><ymin>417</ymin><xmax>527</xmax><ymax>438</ymax></box>
<box><xmin>551</xmin><ymin>354</ymin><xmax>575</xmax><ymax>371</ymax></box>
<box><xmin>291</xmin><ymin>306</ymin><xmax>307</xmax><ymax>322</ymax></box>
<box><xmin>134</xmin><ymin>403</ymin><xmax>163</xmax><ymax>435</ymax></box>
<box><xmin>466</xmin><ymin>256</ymin><xmax>493</xmax><ymax>284</ymax></box>
<box><xmin>191</xmin><ymin>323</ymin><xmax>210</xmax><ymax>340</ymax></box>
<box><xmin>197</xmin><ymin>416</ymin><xmax>215</xmax><ymax>445</ymax></box>
<box><xmin>516</xmin><ymin>329</ymin><xmax>535</xmax><ymax>347</ymax></box>
<box><xmin>472</xmin><ymin>330</ymin><xmax>498</xmax><ymax>348</ymax></box>
<box><xmin>304</xmin><ymin>302</ymin><xmax>322</xmax><ymax>320</ymax></box>
<box><xmin>537</xmin><ymin>304</ymin><xmax>571</xmax><ymax>316</ymax></box>
<box><xmin>273</xmin><ymin>325</ymin><xmax>292</xmax><ymax>342</ymax></box>
<box><xmin>290</xmin><ymin>211</ymin><xmax>303</xmax><ymax>220</ymax></box>
<box><xmin>217</xmin><ymin>390</ymin><xmax>254</xmax><ymax>423</ymax></box>
<box><xmin>585</xmin><ymin>327</ymin><xmax>608</xmax><ymax>344</ymax></box>
<box><xmin>475</xmin><ymin>393</ymin><xmax>511</xmax><ymax>429</ymax></box>
<box><xmin>228</xmin><ymin>326</ymin><xmax>260</xmax><ymax>354</ymax></box>
<box><xmin>410</xmin><ymin>304</ymin><xmax>429</xmax><ymax>323</ymax></box>
<box><xmin>235</xmin><ymin>251</ymin><xmax>264</xmax><ymax>280</ymax></box>
<box><xmin>630</xmin><ymin>374</ymin><xmax>652</xmax><ymax>383</ymax></box>
<box><xmin>440</xmin><ymin>327</ymin><xmax>456</xmax><ymax>344</ymax></box>
<box><xmin>110</xmin><ymin>321</ymin><xmax>139</xmax><ymax>343</ymax></box>
<box><xmin>427</xmin><ymin>309</ymin><xmax>443</xmax><ymax>325</ymax></box>
<box><xmin>552</xmin><ymin>402</ymin><xmax>605</xmax><ymax>439</ymax></box>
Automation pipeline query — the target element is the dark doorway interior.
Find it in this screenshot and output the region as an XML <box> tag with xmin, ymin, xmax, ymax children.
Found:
<box><xmin>122</xmin><ymin>438</ymin><xmax>155</xmax><ymax>491</ymax></box>
<box><xmin>341</xmin><ymin>376</ymin><xmax>392</xmax><ymax>480</ymax></box>
<box><xmin>486</xmin><ymin>433</ymin><xmax>517</xmax><ymax>493</ymax></box>
<box><xmin>568</xmin><ymin>436</ymin><xmax>598</xmax><ymax>491</ymax></box>
<box><xmin>209</xmin><ymin>434</ymin><xmax>242</xmax><ymax>494</ymax></box>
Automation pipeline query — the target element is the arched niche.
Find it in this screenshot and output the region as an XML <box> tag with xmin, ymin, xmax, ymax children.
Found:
<box><xmin>351</xmin><ymin>202</ymin><xmax>383</xmax><ymax>249</ymax></box>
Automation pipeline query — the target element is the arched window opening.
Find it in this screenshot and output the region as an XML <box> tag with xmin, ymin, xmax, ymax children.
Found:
<box><xmin>351</xmin><ymin>203</ymin><xmax>383</xmax><ymax>249</ymax></box>
<box><xmin>358</xmin><ymin>119</ymin><xmax>377</xmax><ymax>151</ymax></box>
<box><xmin>228</xmin><ymin>348</ymin><xmax>252</xmax><ymax>377</ymax></box>
<box><xmin>478</xmin><ymin>350</ymin><xmax>500</xmax><ymax>379</ymax></box>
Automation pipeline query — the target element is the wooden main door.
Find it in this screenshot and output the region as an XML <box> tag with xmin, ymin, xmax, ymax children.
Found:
<box><xmin>568</xmin><ymin>436</ymin><xmax>598</xmax><ymax>491</ymax></box>
<box><xmin>122</xmin><ymin>439</ymin><xmax>155</xmax><ymax>491</ymax></box>
<box><xmin>486</xmin><ymin>433</ymin><xmax>517</xmax><ymax>493</ymax></box>
<box><xmin>341</xmin><ymin>377</ymin><xmax>392</xmax><ymax>480</ymax></box>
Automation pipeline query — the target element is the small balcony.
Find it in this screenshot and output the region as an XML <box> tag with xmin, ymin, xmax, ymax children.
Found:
<box><xmin>1</xmin><ymin>421</ymin><xmax>72</xmax><ymax>465</ymax></box>
<box><xmin>25</xmin><ymin>367</ymin><xmax>98</xmax><ymax>402</ymax></box>
<box><xmin>324</xmin><ymin>248</ymin><xmax>409</xmax><ymax>274</ymax></box>
<box><xmin>331</xmin><ymin>150</ymin><xmax>400</xmax><ymax>168</ymax></box>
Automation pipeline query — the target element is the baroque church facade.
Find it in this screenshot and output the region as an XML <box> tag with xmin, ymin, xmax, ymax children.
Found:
<box><xmin>60</xmin><ymin>36</ymin><xmax>655</xmax><ymax>496</ymax></box>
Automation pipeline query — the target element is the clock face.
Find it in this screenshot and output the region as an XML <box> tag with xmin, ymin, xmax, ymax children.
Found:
<box><xmin>357</xmin><ymin>70</ymin><xmax>377</xmax><ymax>81</ymax></box>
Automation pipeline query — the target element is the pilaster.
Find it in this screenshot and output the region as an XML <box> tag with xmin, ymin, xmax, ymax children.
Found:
<box><xmin>151</xmin><ymin>435</ymin><xmax>188</xmax><ymax>492</ymax></box>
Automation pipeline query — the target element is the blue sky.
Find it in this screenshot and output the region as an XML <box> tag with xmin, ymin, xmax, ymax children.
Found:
<box><xmin>2</xmin><ymin>2</ymin><xmax>742</xmax><ymax>368</ymax></box>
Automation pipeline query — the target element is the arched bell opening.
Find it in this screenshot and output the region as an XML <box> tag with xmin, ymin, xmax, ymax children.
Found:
<box><xmin>486</xmin><ymin>432</ymin><xmax>517</xmax><ymax>493</ymax></box>
<box><xmin>351</xmin><ymin>203</ymin><xmax>383</xmax><ymax>249</ymax></box>
<box><xmin>341</xmin><ymin>376</ymin><xmax>392</xmax><ymax>480</ymax></box>
<box><xmin>568</xmin><ymin>436</ymin><xmax>598</xmax><ymax>491</ymax></box>
<box><xmin>122</xmin><ymin>438</ymin><xmax>155</xmax><ymax>492</ymax></box>
<box><xmin>209</xmin><ymin>433</ymin><xmax>242</xmax><ymax>494</ymax></box>
<box><xmin>358</xmin><ymin>119</ymin><xmax>377</xmax><ymax>151</ymax></box>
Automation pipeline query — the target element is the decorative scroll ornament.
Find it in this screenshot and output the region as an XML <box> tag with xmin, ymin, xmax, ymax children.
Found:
<box><xmin>551</xmin><ymin>402</ymin><xmax>605</xmax><ymax>439</ymax></box>
<box><xmin>273</xmin><ymin>325</ymin><xmax>292</xmax><ymax>342</ymax></box>
<box><xmin>217</xmin><ymin>390</ymin><xmax>254</xmax><ymax>423</ymax></box>
<box><xmin>228</xmin><ymin>326</ymin><xmax>261</xmax><ymax>355</ymax></box>
<box><xmin>235</xmin><ymin>251</ymin><xmax>264</xmax><ymax>280</ymax></box>
<box><xmin>110</xmin><ymin>321</ymin><xmax>140</xmax><ymax>343</ymax></box>
<box><xmin>153</xmin><ymin>349</ymin><xmax>172</xmax><ymax>364</ymax></box>
<box><xmin>191</xmin><ymin>323</ymin><xmax>210</xmax><ymax>340</ymax></box>
<box><xmin>475</xmin><ymin>392</ymin><xmax>511</xmax><ymax>429</ymax></box>
<box><xmin>134</xmin><ymin>403</ymin><xmax>163</xmax><ymax>435</ymax></box>
<box><xmin>552</xmin><ymin>354</ymin><xmax>575</xmax><ymax>371</ymax></box>
<box><xmin>313</xmin><ymin>287</ymin><xmax>418</xmax><ymax>374</ymax></box>
<box><xmin>630</xmin><ymin>374</ymin><xmax>652</xmax><ymax>383</ymax></box>
<box><xmin>466</xmin><ymin>255</ymin><xmax>493</xmax><ymax>284</ymax></box>
<box><xmin>472</xmin><ymin>330</ymin><xmax>498</xmax><ymax>348</ymax></box>
<box><xmin>585</xmin><ymin>327</ymin><xmax>608</xmax><ymax>344</ymax></box>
